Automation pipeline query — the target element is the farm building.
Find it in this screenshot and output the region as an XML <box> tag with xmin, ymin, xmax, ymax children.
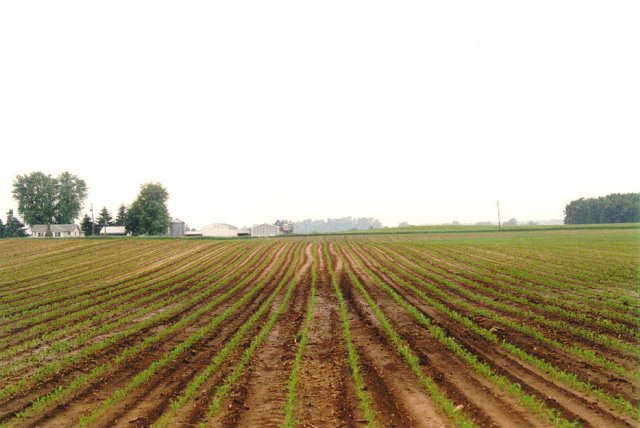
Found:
<box><xmin>31</xmin><ymin>224</ymin><xmax>83</xmax><ymax>238</ymax></box>
<box><xmin>99</xmin><ymin>226</ymin><xmax>127</xmax><ymax>236</ymax></box>
<box><xmin>250</xmin><ymin>223</ymin><xmax>280</xmax><ymax>237</ymax></box>
<box><xmin>280</xmin><ymin>223</ymin><xmax>294</xmax><ymax>234</ymax></box>
<box><xmin>170</xmin><ymin>219</ymin><xmax>186</xmax><ymax>237</ymax></box>
<box><xmin>202</xmin><ymin>223</ymin><xmax>238</xmax><ymax>238</ymax></box>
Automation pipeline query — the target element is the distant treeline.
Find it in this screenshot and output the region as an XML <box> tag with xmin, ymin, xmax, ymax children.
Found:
<box><xmin>294</xmin><ymin>217</ymin><xmax>382</xmax><ymax>234</ymax></box>
<box><xmin>564</xmin><ymin>193</ymin><xmax>639</xmax><ymax>224</ymax></box>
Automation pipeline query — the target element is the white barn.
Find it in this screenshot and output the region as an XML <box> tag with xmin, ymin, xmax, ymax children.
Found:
<box><xmin>99</xmin><ymin>226</ymin><xmax>127</xmax><ymax>236</ymax></box>
<box><xmin>31</xmin><ymin>224</ymin><xmax>83</xmax><ymax>238</ymax></box>
<box><xmin>250</xmin><ymin>223</ymin><xmax>280</xmax><ymax>237</ymax></box>
<box><xmin>202</xmin><ymin>223</ymin><xmax>238</xmax><ymax>238</ymax></box>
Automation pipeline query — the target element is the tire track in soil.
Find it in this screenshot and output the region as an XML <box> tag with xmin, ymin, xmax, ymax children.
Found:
<box><xmin>292</xmin><ymin>244</ymin><xmax>353</xmax><ymax>428</ymax></box>
<box><xmin>352</xmin><ymin>245</ymin><xmax>637</xmax><ymax>427</ymax></box>
<box><xmin>214</xmin><ymin>243</ymin><xmax>313</xmax><ymax>427</ymax></box>
<box><xmin>165</xmin><ymin>243</ymin><xmax>304</xmax><ymax>428</ymax></box>
<box><xmin>20</xmin><ymin>242</ymin><xmax>294</xmax><ymax>428</ymax></box>
<box><xmin>330</xmin><ymin>244</ymin><xmax>453</xmax><ymax>428</ymax></box>
<box><xmin>372</xmin><ymin>243</ymin><xmax>639</xmax><ymax>399</ymax></box>
<box><xmin>0</xmin><ymin>242</ymin><xmax>284</xmax><ymax>424</ymax></box>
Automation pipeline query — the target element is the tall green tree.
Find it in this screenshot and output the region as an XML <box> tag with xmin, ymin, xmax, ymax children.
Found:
<box><xmin>55</xmin><ymin>171</ymin><xmax>89</xmax><ymax>224</ymax></box>
<box><xmin>12</xmin><ymin>172</ymin><xmax>57</xmax><ymax>225</ymax></box>
<box><xmin>12</xmin><ymin>171</ymin><xmax>87</xmax><ymax>226</ymax></box>
<box><xmin>4</xmin><ymin>209</ymin><xmax>27</xmax><ymax>238</ymax></box>
<box><xmin>0</xmin><ymin>218</ymin><xmax>5</xmax><ymax>239</ymax></box>
<box><xmin>114</xmin><ymin>204</ymin><xmax>128</xmax><ymax>226</ymax></box>
<box><xmin>126</xmin><ymin>182</ymin><xmax>171</xmax><ymax>235</ymax></box>
<box><xmin>564</xmin><ymin>193</ymin><xmax>640</xmax><ymax>224</ymax></box>
<box><xmin>97</xmin><ymin>207</ymin><xmax>113</xmax><ymax>227</ymax></box>
<box><xmin>80</xmin><ymin>214</ymin><xmax>95</xmax><ymax>236</ymax></box>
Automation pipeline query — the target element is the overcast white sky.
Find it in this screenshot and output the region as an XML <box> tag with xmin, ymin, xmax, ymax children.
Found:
<box><xmin>1</xmin><ymin>1</ymin><xmax>638</xmax><ymax>228</ymax></box>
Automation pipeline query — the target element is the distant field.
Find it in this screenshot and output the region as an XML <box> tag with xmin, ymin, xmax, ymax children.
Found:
<box><xmin>0</xmin><ymin>228</ymin><xmax>638</xmax><ymax>427</ymax></box>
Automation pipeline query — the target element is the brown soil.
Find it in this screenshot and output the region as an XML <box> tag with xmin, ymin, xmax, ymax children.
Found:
<box><xmin>1</xmin><ymin>237</ymin><xmax>637</xmax><ymax>428</ymax></box>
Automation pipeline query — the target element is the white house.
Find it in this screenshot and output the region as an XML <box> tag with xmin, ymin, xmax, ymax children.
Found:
<box><xmin>31</xmin><ymin>224</ymin><xmax>83</xmax><ymax>238</ymax></box>
<box><xmin>250</xmin><ymin>223</ymin><xmax>280</xmax><ymax>237</ymax></box>
<box><xmin>202</xmin><ymin>223</ymin><xmax>238</xmax><ymax>238</ymax></box>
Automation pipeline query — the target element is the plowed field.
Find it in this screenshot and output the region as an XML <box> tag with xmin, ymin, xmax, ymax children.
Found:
<box><xmin>0</xmin><ymin>228</ymin><xmax>638</xmax><ymax>427</ymax></box>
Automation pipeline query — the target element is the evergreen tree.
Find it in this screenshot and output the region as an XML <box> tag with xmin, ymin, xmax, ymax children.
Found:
<box><xmin>4</xmin><ymin>209</ymin><xmax>27</xmax><ymax>238</ymax></box>
<box><xmin>0</xmin><ymin>218</ymin><xmax>5</xmax><ymax>239</ymax></box>
<box><xmin>80</xmin><ymin>214</ymin><xmax>94</xmax><ymax>236</ymax></box>
<box><xmin>115</xmin><ymin>204</ymin><xmax>127</xmax><ymax>226</ymax></box>
<box><xmin>97</xmin><ymin>207</ymin><xmax>113</xmax><ymax>227</ymax></box>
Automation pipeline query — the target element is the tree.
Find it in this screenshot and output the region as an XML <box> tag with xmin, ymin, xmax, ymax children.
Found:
<box><xmin>97</xmin><ymin>207</ymin><xmax>113</xmax><ymax>227</ymax></box>
<box><xmin>564</xmin><ymin>193</ymin><xmax>640</xmax><ymax>224</ymax></box>
<box><xmin>4</xmin><ymin>209</ymin><xmax>27</xmax><ymax>238</ymax></box>
<box><xmin>80</xmin><ymin>214</ymin><xmax>95</xmax><ymax>236</ymax></box>
<box><xmin>55</xmin><ymin>172</ymin><xmax>88</xmax><ymax>223</ymax></box>
<box><xmin>114</xmin><ymin>204</ymin><xmax>128</xmax><ymax>226</ymax></box>
<box><xmin>12</xmin><ymin>172</ymin><xmax>57</xmax><ymax>225</ymax></box>
<box><xmin>126</xmin><ymin>182</ymin><xmax>171</xmax><ymax>235</ymax></box>
<box><xmin>12</xmin><ymin>171</ymin><xmax>87</xmax><ymax>226</ymax></box>
<box><xmin>0</xmin><ymin>218</ymin><xmax>4</xmax><ymax>239</ymax></box>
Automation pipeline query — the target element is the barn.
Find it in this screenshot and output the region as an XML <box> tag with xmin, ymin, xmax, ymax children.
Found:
<box><xmin>99</xmin><ymin>226</ymin><xmax>127</xmax><ymax>236</ymax></box>
<box><xmin>202</xmin><ymin>223</ymin><xmax>238</xmax><ymax>238</ymax></box>
<box><xmin>250</xmin><ymin>223</ymin><xmax>280</xmax><ymax>237</ymax></box>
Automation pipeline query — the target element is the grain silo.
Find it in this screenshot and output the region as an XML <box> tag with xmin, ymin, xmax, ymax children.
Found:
<box><xmin>170</xmin><ymin>219</ymin><xmax>186</xmax><ymax>237</ymax></box>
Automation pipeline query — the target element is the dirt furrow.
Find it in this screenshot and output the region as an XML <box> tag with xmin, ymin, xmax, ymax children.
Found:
<box><xmin>367</xmin><ymin>243</ymin><xmax>639</xmax><ymax>391</ymax></box>
<box><xmin>290</xmin><ymin>244</ymin><xmax>353</xmax><ymax>428</ymax></box>
<box><xmin>351</xmin><ymin>246</ymin><xmax>636</xmax><ymax>427</ymax></box>
<box><xmin>0</xmin><ymin>243</ymin><xmax>283</xmax><ymax>423</ymax></box>
<box><xmin>330</xmin><ymin>244</ymin><xmax>455</xmax><ymax>427</ymax></box>
<box><xmin>218</xmin><ymin>244</ymin><xmax>313</xmax><ymax>427</ymax></box>
<box><xmin>18</xmin><ymin>243</ymin><xmax>294</xmax><ymax>428</ymax></box>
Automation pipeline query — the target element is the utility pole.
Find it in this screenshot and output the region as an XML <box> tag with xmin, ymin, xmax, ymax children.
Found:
<box><xmin>91</xmin><ymin>203</ymin><xmax>95</xmax><ymax>236</ymax></box>
<box><xmin>497</xmin><ymin>200</ymin><xmax>501</xmax><ymax>230</ymax></box>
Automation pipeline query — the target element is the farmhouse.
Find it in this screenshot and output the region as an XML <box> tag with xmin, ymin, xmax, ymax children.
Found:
<box><xmin>202</xmin><ymin>223</ymin><xmax>238</xmax><ymax>238</ymax></box>
<box><xmin>250</xmin><ymin>223</ymin><xmax>280</xmax><ymax>237</ymax></box>
<box><xmin>31</xmin><ymin>224</ymin><xmax>83</xmax><ymax>238</ymax></box>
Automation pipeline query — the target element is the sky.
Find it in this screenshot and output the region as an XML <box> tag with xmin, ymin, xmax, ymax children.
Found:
<box><xmin>1</xmin><ymin>1</ymin><xmax>638</xmax><ymax>229</ymax></box>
